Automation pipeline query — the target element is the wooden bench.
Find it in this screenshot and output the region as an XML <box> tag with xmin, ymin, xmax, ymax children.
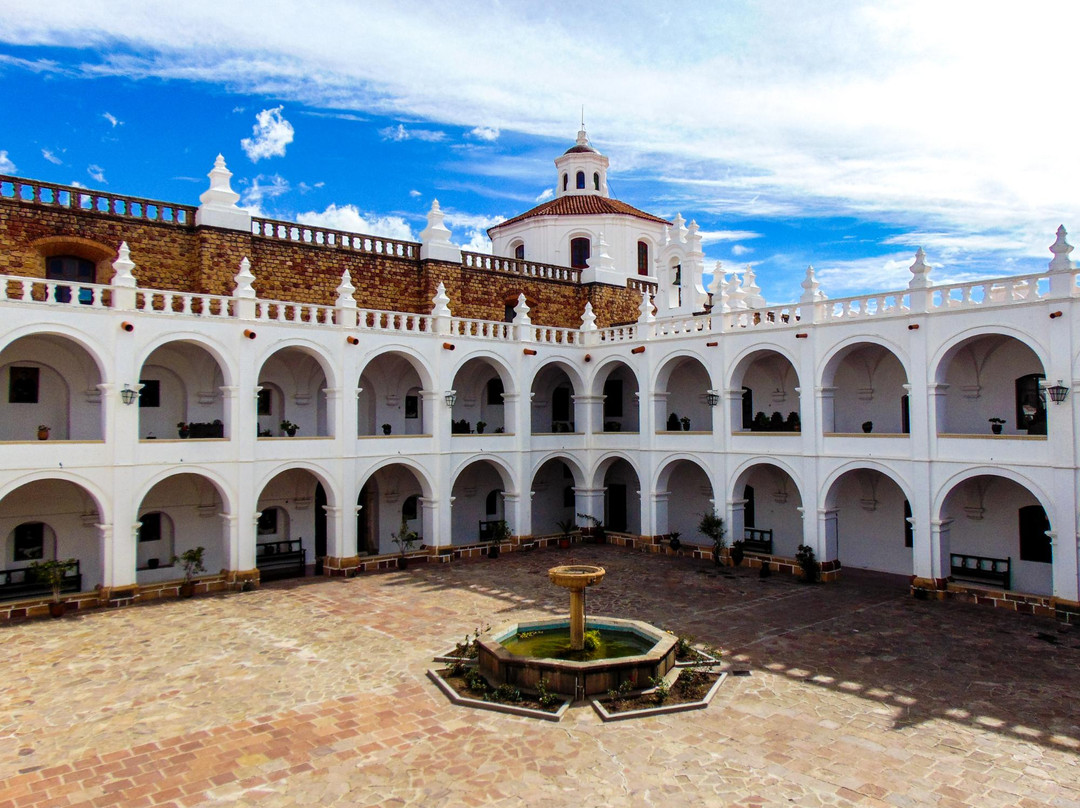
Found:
<box><xmin>742</xmin><ymin>528</ymin><xmax>773</xmax><ymax>555</ymax></box>
<box><xmin>256</xmin><ymin>539</ymin><xmax>306</xmax><ymax>581</ymax></box>
<box><xmin>950</xmin><ymin>553</ymin><xmax>1011</xmax><ymax>590</ymax></box>
<box><xmin>0</xmin><ymin>560</ymin><xmax>82</xmax><ymax>602</ymax></box>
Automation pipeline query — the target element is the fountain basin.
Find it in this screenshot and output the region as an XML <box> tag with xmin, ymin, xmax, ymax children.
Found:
<box><xmin>477</xmin><ymin>616</ymin><xmax>677</xmax><ymax>697</ymax></box>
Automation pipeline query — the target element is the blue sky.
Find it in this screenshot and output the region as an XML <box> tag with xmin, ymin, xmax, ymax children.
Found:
<box><xmin>1</xmin><ymin>1</ymin><xmax>1076</xmax><ymax>305</ymax></box>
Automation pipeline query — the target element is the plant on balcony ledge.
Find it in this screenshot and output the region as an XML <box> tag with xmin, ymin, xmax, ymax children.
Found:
<box><xmin>36</xmin><ymin>424</ymin><xmax>50</xmax><ymax>441</ymax></box>
<box><xmin>280</xmin><ymin>420</ymin><xmax>299</xmax><ymax>437</ymax></box>
<box><xmin>680</xmin><ymin>416</ymin><xmax>691</xmax><ymax>431</ymax></box>
<box><xmin>862</xmin><ymin>421</ymin><xmax>873</xmax><ymax>433</ymax></box>
<box><xmin>381</xmin><ymin>423</ymin><xmax>392</xmax><ymax>435</ymax></box>
<box><xmin>476</xmin><ymin>420</ymin><xmax>487</xmax><ymax>434</ymax></box>
<box><xmin>177</xmin><ymin>421</ymin><xmax>190</xmax><ymax>438</ymax></box>
<box><xmin>666</xmin><ymin>412</ymin><xmax>680</xmax><ymax>431</ymax></box>
<box><xmin>989</xmin><ymin>417</ymin><xmax>1005</xmax><ymax>435</ymax></box>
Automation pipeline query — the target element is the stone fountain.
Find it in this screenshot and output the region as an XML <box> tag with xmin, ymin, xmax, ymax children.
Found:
<box><xmin>475</xmin><ymin>563</ymin><xmax>676</xmax><ymax>697</ymax></box>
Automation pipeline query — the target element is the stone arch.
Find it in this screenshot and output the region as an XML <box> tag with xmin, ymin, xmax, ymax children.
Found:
<box><xmin>653</xmin><ymin>352</ymin><xmax>715</xmax><ymax>433</ymax></box>
<box><xmin>589</xmin><ymin>358</ymin><xmax>641</xmax><ymax>433</ymax></box>
<box><xmin>530</xmin><ymin>454</ymin><xmax>587</xmax><ymax>537</ymax></box>
<box><xmin>138</xmin><ymin>337</ymin><xmax>232</xmax><ymax>440</ymax></box>
<box><xmin>257</xmin><ymin>341</ymin><xmax>335</xmax><ymax>437</ymax></box>
<box><xmin>449</xmin><ymin>353</ymin><xmax>516</xmax><ymax>434</ymax></box>
<box><xmin>822</xmin><ymin>464</ymin><xmax>914</xmax><ymax>576</ymax></box>
<box><xmin>357</xmin><ymin>460</ymin><xmax>435</xmax><ymax>554</ymax></box>
<box><xmin>357</xmin><ymin>348</ymin><xmax>434</xmax><ymax>436</ymax></box>
<box><xmin>592</xmin><ymin>451</ymin><xmax>642</xmax><ymax>535</ymax></box>
<box><xmin>530</xmin><ymin>358</ymin><xmax>584</xmax><ymax>434</ymax></box>
<box><xmin>819</xmin><ymin>338</ymin><xmax>911</xmax><ymax>434</ymax></box>
<box><xmin>654</xmin><ymin>456</ymin><xmax>716</xmax><ymax>543</ymax></box>
<box><xmin>730</xmin><ymin>459</ymin><xmax>805</xmax><ymax>559</ymax></box>
<box><xmin>451</xmin><ymin>458</ymin><xmax>516</xmax><ymax>544</ymax></box>
<box><xmin>728</xmin><ymin>347</ymin><xmax>801</xmax><ymax>433</ymax></box>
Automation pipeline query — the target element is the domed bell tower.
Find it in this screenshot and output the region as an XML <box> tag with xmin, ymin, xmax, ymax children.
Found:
<box><xmin>554</xmin><ymin>128</ymin><xmax>609</xmax><ymax>198</ymax></box>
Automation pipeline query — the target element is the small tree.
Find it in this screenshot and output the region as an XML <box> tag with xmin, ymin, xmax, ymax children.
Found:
<box><xmin>173</xmin><ymin>546</ymin><xmax>207</xmax><ymax>582</ymax></box>
<box><xmin>391</xmin><ymin>519</ymin><xmax>419</xmax><ymax>558</ymax></box>
<box><xmin>31</xmin><ymin>558</ymin><xmax>77</xmax><ymax>603</ymax></box>
<box><xmin>795</xmin><ymin>544</ymin><xmax>820</xmax><ymax>583</ymax></box>
<box><xmin>698</xmin><ymin>510</ymin><xmax>727</xmax><ymax>566</ymax></box>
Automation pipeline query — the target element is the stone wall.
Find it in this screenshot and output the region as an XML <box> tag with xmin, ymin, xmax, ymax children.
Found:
<box><xmin>0</xmin><ymin>197</ymin><xmax>644</xmax><ymax>327</ymax></box>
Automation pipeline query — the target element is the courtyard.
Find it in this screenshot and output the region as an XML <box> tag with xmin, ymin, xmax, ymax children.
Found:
<box><xmin>2</xmin><ymin>546</ymin><xmax>1078</xmax><ymax>807</ymax></box>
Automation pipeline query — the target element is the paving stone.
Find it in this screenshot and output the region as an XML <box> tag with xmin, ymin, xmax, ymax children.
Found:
<box><xmin>2</xmin><ymin>549</ymin><xmax>1079</xmax><ymax>806</ymax></box>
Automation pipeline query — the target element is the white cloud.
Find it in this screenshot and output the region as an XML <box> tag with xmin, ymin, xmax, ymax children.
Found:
<box><xmin>41</xmin><ymin>148</ymin><xmax>62</xmax><ymax>164</ymax></box>
<box><xmin>731</xmin><ymin>244</ymin><xmax>752</xmax><ymax>256</ymax></box>
<box><xmin>468</xmin><ymin>126</ymin><xmax>499</xmax><ymax>142</ymax></box>
<box><xmin>534</xmin><ymin>188</ymin><xmax>554</xmax><ymax>203</ymax></box>
<box><xmin>378</xmin><ymin>124</ymin><xmax>445</xmax><ymax>143</ymax></box>
<box><xmin>442</xmin><ymin>209</ymin><xmax>504</xmax><ymax>254</ymax></box>
<box><xmin>102</xmin><ymin>111</ymin><xmax>121</xmax><ymax>127</ymax></box>
<box><xmin>698</xmin><ymin>229</ymin><xmax>762</xmax><ymax>244</ymax></box>
<box><xmin>297</xmin><ymin>203</ymin><xmax>414</xmax><ymax>242</ymax></box>
<box><xmin>409</xmin><ymin>189</ymin><xmax>422</xmax><ymax>198</ymax></box>
<box><xmin>69</xmin><ymin>180</ymin><xmax>86</xmax><ymax>188</ymax></box>
<box><xmin>87</xmin><ymin>164</ymin><xmax>106</xmax><ymax>183</ymax></box>
<box><xmin>239</xmin><ymin>173</ymin><xmax>290</xmax><ymax>209</ymax></box>
<box><xmin>2</xmin><ymin>1</ymin><xmax>1078</xmax><ymax>269</ymax></box>
<box><xmin>241</xmin><ymin>106</ymin><xmax>294</xmax><ymax>162</ymax></box>
<box><xmin>0</xmin><ymin>150</ymin><xmax>16</xmax><ymax>173</ymax></box>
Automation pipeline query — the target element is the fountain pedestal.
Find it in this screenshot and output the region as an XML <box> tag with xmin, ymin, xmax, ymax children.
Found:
<box><xmin>548</xmin><ymin>565</ymin><xmax>606</xmax><ymax>650</ymax></box>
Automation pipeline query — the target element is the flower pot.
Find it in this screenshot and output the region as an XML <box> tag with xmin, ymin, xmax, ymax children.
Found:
<box><xmin>862</xmin><ymin>423</ymin><xmax>873</xmax><ymax>433</ymax></box>
<box><xmin>558</xmin><ymin>538</ymin><xmax>571</xmax><ymax>549</ymax></box>
<box><xmin>488</xmin><ymin>545</ymin><xmax>500</xmax><ymax>559</ymax></box>
<box><xmin>147</xmin><ymin>557</ymin><xmax>159</xmax><ymax>569</ymax></box>
<box><xmin>285</xmin><ymin>428</ymin><xmax>297</xmax><ymax>437</ymax></box>
<box><xmin>669</xmin><ymin>536</ymin><xmax>681</xmax><ymax>550</ymax></box>
<box><xmin>396</xmin><ymin>556</ymin><xmax>408</xmax><ymax>570</ymax></box>
<box><xmin>37</xmin><ymin>429</ymin><xmax>50</xmax><ymax>441</ymax></box>
<box><xmin>381</xmin><ymin>425</ymin><xmax>392</xmax><ymax>435</ymax></box>
<box><xmin>48</xmin><ymin>601</ymin><xmax>66</xmax><ymax>618</ymax></box>
<box><xmin>179</xmin><ymin>581</ymin><xmax>195</xmax><ymax>598</ymax></box>
<box><xmin>991</xmin><ymin>423</ymin><xmax>1003</xmax><ymax>435</ymax></box>
<box><xmin>178</xmin><ymin>429</ymin><xmax>189</xmax><ymax>439</ymax></box>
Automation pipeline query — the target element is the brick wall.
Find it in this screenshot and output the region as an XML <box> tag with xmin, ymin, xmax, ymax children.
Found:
<box><xmin>0</xmin><ymin>197</ymin><xmax>644</xmax><ymax>326</ymax></box>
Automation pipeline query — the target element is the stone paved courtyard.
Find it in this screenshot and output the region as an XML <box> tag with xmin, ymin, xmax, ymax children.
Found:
<box><xmin>2</xmin><ymin>546</ymin><xmax>1079</xmax><ymax>807</ymax></box>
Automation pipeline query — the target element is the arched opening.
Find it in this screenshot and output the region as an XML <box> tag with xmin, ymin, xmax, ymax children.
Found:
<box><xmin>139</xmin><ymin>341</ymin><xmax>228</xmax><ymax>440</ymax></box>
<box><xmin>600</xmin><ymin>458</ymin><xmax>641</xmax><ymax>535</ymax></box>
<box><xmin>257</xmin><ymin>347</ymin><xmax>331</xmax><ymax>438</ymax></box>
<box><xmin>530</xmin><ymin>363</ymin><xmax>578</xmax><ymax>434</ymax></box>
<box><xmin>0</xmin><ymin>477</ymin><xmax>104</xmax><ymax>599</ymax></box>
<box><xmin>562</xmin><ymin>173</ymin><xmax>568</xmax><ymax>191</ymax></box>
<box><xmin>655</xmin><ymin>355</ymin><xmax>713</xmax><ymax>433</ymax></box>
<box><xmin>357</xmin><ymin>464</ymin><xmax>427</xmax><ymax>555</ymax></box>
<box><xmin>576</xmin><ymin>171</ymin><xmax>585</xmax><ymax>190</ymax></box>
<box><xmin>513</xmin><ymin>242</ymin><xmax>525</xmax><ymax>260</ymax></box>
<box><xmin>730</xmin><ymin>350</ymin><xmax>801</xmax><ymax>434</ymax></box>
<box><xmin>531</xmin><ymin>457</ymin><xmax>582</xmax><ymax>536</ymax></box>
<box><xmin>935</xmin><ymin>335</ymin><xmax>1046</xmax><ymax>436</ymax></box>
<box><xmin>821</xmin><ymin>343</ymin><xmax>909</xmax><ymax>434</ymax></box>
<box><xmin>46</xmin><ymin>255</ymin><xmax>96</xmax><ymax>304</ymax></box>
<box><xmin>136</xmin><ymin>473</ymin><xmax>229</xmax><ymax>583</ymax></box>
<box><xmin>731</xmin><ymin>464</ymin><xmax>803</xmax><ymax>559</ymax></box>
<box><xmin>450</xmin><ymin>358</ymin><xmax>510</xmax><ymax>434</ymax></box>
<box><xmin>656</xmin><ymin>460</ymin><xmax>713</xmax><ymax>543</ymax></box>
<box><xmin>939</xmin><ymin>475</ymin><xmax>1052</xmax><ymax>595</ymax></box>
<box><xmin>135</xmin><ymin>512</ymin><xmax>175</xmax><ymax>573</ymax></box>
<box><xmin>593</xmin><ymin>172</ymin><xmax>600</xmax><ymax>191</ymax></box>
<box><xmin>0</xmin><ymin>334</ymin><xmax>104</xmax><ymax>441</ymax></box>
<box><xmin>570</xmin><ymin>237</ymin><xmax>591</xmax><ymax>270</ymax></box>
<box><xmin>637</xmin><ymin>241</ymin><xmax>650</xmax><ymax>276</ymax></box>
<box><xmin>256</xmin><ymin>468</ymin><xmax>327</xmax><ymax>579</ymax></box>
<box><xmin>451</xmin><ymin>460</ymin><xmax>511</xmax><ymax>544</ymax></box>
<box><xmin>357</xmin><ymin>352</ymin><xmax>429</xmax><ymax>437</ymax></box>
<box><xmin>824</xmin><ymin>468</ymin><xmax>912</xmax><ymax>576</ymax></box>
<box><xmin>594</xmin><ymin>362</ymin><xmax>640</xmax><ymax>433</ymax></box>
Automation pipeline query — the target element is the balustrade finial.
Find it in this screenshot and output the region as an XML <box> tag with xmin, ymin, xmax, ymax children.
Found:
<box><xmin>420</xmin><ymin>199</ymin><xmax>461</xmax><ymax>263</ymax></box>
<box><xmin>1049</xmin><ymin>224</ymin><xmax>1074</xmax><ymax>271</ymax></box>
<box><xmin>800</xmin><ymin>264</ymin><xmax>824</xmax><ymax>303</ymax></box>
<box><xmin>908</xmin><ymin>247</ymin><xmax>932</xmax><ymax>289</ymax></box>
<box><xmin>431</xmin><ymin>281</ymin><xmax>452</xmax><ymax>317</ymax></box>
<box><xmin>638</xmin><ymin>288</ymin><xmax>655</xmax><ymax>324</ymax></box>
<box><xmin>233</xmin><ymin>256</ymin><xmax>256</xmax><ymax>299</ymax></box>
<box><xmin>335</xmin><ymin>269</ymin><xmax>356</xmax><ymax>307</ymax></box>
<box><xmin>580</xmin><ymin>301</ymin><xmax>597</xmax><ymax>331</ymax></box>
<box><xmin>513</xmin><ymin>293</ymin><xmax>531</xmax><ymax>325</ymax></box>
<box><xmin>111</xmin><ymin>241</ymin><xmax>137</xmax><ymax>288</ymax></box>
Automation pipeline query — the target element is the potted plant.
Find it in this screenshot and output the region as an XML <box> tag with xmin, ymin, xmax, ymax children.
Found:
<box><xmin>730</xmin><ymin>539</ymin><xmax>745</xmax><ymax>567</ymax></box>
<box><xmin>391</xmin><ymin>519</ymin><xmax>419</xmax><ymax>569</ymax></box>
<box><xmin>666</xmin><ymin>412</ymin><xmax>680</xmax><ymax>431</ymax></box>
<box><xmin>795</xmin><ymin>544</ymin><xmax>820</xmax><ymax>583</ymax></box>
<box><xmin>989</xmin><ymin>417</ymin><xmax>1005</xmax><ymax>435</ymax></box>
<box><xmin>177</xmin><ymin>421</ymin><xmax>190</xmax><ymax>438</ymax></box>
<box><xmin>555</xmin><ymin>518</ymin><xmax>576</xmax><ymax>549</ymax></box>
<box><xmin>752</xmin><ymin>411</ymin><xmax>770</xmax><ymax>432</ymax></box>
<box><xmin>36</xmin><ymin>424</ymin><xmax>50</xmax><ymax>441</ymax></box>
<box><xmin>668</xmin><ymin>531</ymin><xmax>681</xmax><ymax>550</ymax></box>
<box><xmin>680</xmin><ymin>416</ymin><xmax>691</xmax><ymax>431</ymax></box>
<box><xmin>172</xmin><ymin>546</ymin><xmax>206</xmax><ymax>597</ymax></box>
<box><xmin>488</xmin><ymin>519</ymin><xmax>511</xmax><ymax>558</ymax></box>
<box><xmin>577</xmin><ymin>512</ymin><xmax>605</xmax><ymax>543</ymax></box>
<box><xmin>861</xmin><ymin>420</ymin><xmax>873</xmax><ymax>433</ymax></box>
<box><xmin>476</xmin><ymin>420</ymin><xmax>487</xmax><ymax>434</ymax></box>
<box><xmin>381</xmin><ymin>423</ymin><xmax>392</xmax><ymax>435</ymax></box>
<box><xmin>280</xmin><ymin>420</ymin><xmax>299</xmax><ymax>437</ymax></box>
<box><xmin>30</xmin><ymin>558</ymin><xmax>77</xmax><ymax>617</ymax></box>
<box><xmin>785</xmin><ymin>411</ymin><xmax>801</xmax><ymax>432</ymax></box>
<box><xmin>698</xmin><ymin>509</ymin><xmax>726</xmax><ymax>566</ymax></box>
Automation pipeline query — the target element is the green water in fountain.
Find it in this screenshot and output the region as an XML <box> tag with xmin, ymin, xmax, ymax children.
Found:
<box><xmin>500</xmin><ymin>626</ymin><xmax>654</xmax><ymax>661</ymax></box>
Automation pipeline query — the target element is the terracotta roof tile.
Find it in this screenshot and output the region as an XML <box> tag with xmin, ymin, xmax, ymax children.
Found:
<box><xmin>489</xmin><ymin>195</ymin><xmax>670</xmax><ymax>235</ymax></box>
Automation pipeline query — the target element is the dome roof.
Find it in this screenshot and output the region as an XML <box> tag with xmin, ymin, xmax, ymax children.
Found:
<box><xmin>564</xmin><ymin>143</ymin><xmax>599</xmax><ymax>155</ymax></box>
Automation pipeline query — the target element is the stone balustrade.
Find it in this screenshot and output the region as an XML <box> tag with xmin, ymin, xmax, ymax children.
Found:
<box><xmin>461</xmin><ymin>251</ymin><xmax>580</xmax><ymax>282</ymax></box>
<box><xmin>0</xmin><ymin>175</ymin><xmax>194</xmax><ymax>225</ymax></box>
<box><xmin>250</xmin><ymin>216</ymin><xmax>418</xmax><ymax>258</ymax></box>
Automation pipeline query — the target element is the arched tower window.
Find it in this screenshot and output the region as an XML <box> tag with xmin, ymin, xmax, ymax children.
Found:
<box><xmin>575</xmin><ymin>171</ymin><xmax>585</xmax><ymax>190</ymax></box>
<box><xmin>514</xmin><ymin>243</ymin><xmax>525</xmax><ymax>260</ymax></box>
<box><xmin>562</xmin><ymin>173</ymin><xmax>569</xmax><ymax>191</ymax></box>
<box><xmin>593</xmin><ymin>172</ymin><xmax>600</xmax><ymax>190</ymax></box>
<box><xmin>637</xmin><ymin>241</ymin><xmax>649</xmax><ymax>276</ymax></box>
<box><xmin>570</xmin><ymin>237</ymin><xmax>590</xmax><ymax>269</ymax></box>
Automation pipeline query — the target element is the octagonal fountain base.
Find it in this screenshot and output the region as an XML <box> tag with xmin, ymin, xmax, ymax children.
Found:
<box><xmin>476</xmin><ymin>616</ymin><xmax>677</xmax><ymax>697</ymax></box>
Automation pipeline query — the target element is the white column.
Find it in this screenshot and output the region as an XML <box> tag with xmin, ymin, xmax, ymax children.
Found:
<box><xmin>323</xmin><ymin>505</ymin><xmax>345</xmax><ymax>559</ymax></box>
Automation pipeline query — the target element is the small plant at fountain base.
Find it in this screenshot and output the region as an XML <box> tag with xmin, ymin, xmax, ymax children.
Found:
<box><xmin>452</xmin><ymin>623</ymin><xmax>491</xmax><ymax>660</ymax></box>
<box><xmin>606</xmin><ymin>679</ymin><xmax>636</xmax><ymax>708</ymax></box>
<box><xmin>648</xmin><ymin>675</ymin><xmax>670</xmax><ymax>705</ymax></box>
<box><xmin>490</xmin><ymin>683</ymin><xmax>523</xmax><ymax>704</ymax></box>
<box><xmin>535</xmin><ymin>678</ymin><xmax>559</xmax><ymax>709</ymax></box>
<box><xmin>463</xmin><ymin>669</ymin><xmax>488</xmax><ymax>697</ymax></box>
<box><xmin>583</xmin><ymin>628</ymin><xmax>602</xmax><ymax>652</ymax></box>
<box><xmin>675</xmin><ymin>633</ymin><xmax>696</xmax><ymax>660</ymax></box>
<box><xmin>795</xmin><ymin>544</ymin><xmax>820</xmax><ymax>583</ymax></box>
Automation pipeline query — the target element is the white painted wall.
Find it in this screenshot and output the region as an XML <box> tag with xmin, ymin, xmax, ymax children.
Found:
<box><xmin>830</xmin><ymin>470</ymin><xmax>913</xmax><ymax>575</ymax></box>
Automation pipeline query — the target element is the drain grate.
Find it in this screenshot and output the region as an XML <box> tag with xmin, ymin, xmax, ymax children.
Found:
<box><xmin>732</xmin><ymin>669</ymin><xmax>751</xmax><ymax>676</ymax></box>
